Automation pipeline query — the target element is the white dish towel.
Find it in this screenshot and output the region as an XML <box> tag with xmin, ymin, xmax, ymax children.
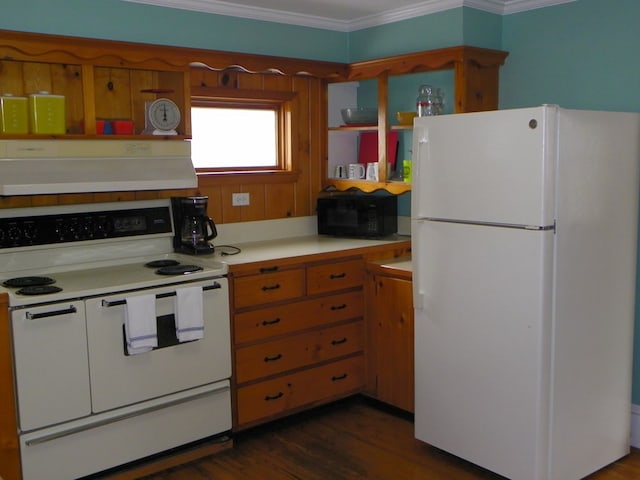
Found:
<box><xmin>175</xmin><ymin>286</ymin><xmax>204</xmax><ymax>342</ymax></box>
<box><xmin>124</xmin><ymin>294</ymin><xmax>158</xmax><ymax>355</ymax></box>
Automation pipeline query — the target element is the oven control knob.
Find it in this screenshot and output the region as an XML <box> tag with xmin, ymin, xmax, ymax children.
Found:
<box><xmin>55</xmin><ymin>219</ymin><xmax>66</xmax><ymax>241</ymax></box>
<box><xmin>94</xmin><ymin>217</ymin><xmax>111</xmax><ymax>238</ymax></box>
<box><xmin>67</xmin><ymin>219</ymin><xmax>80</xmax><ymax>241</ymax></box>
<box><xmin>22</xmin><ymin>222</ymin><xmax>37</xmax><ymax>243</ymax></box>
<box><xmin>7</xmin><ymin>224</ymin><xmax>21</xmax><ymax>244</ymax></box>
<box><xmin>80</xmin><ymin>217</ymin><xmax>93</xmax><ymax>240</ymax></box>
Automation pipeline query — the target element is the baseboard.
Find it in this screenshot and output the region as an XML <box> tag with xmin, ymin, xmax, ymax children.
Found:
<box><xmin>631</xmin><ymin>404</ymin><xmax>640</xmax><ymax>448</ymax></box>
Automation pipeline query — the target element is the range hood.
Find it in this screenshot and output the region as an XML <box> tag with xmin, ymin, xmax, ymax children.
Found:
<box><xmin>0</xmin><ymin>139</ymin><xmax>197</xmax><ymax>195</ymax></box>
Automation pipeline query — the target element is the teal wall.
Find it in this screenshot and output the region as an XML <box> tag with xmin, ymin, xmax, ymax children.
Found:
<box><xmin>500</xmin><ymin>0</ymin><xmax>640</xmax><ymax>112</ymax></box>
<box><xmin>4</xmin><ymin>0</ymin><xmax>640</xmax><ymax>404</ymax></box>
<box><xmin>0</xmin><ymin>0</ymin><xmax>349</xmax><ymax>62</ymax></box>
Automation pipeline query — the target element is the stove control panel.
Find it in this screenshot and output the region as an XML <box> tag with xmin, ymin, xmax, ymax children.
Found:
<box><xmin>0</xmin><ymin>206</ymin><xmax>172</xmax><ymax>249</ymax></box>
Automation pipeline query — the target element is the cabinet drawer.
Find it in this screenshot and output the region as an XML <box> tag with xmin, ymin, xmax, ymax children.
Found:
<box><xmin>234</xmin><ymin>290</ymin><xmax>364</xmax><ymax>344</ymax></box>
<box><xmin>235</xmin><ymin>321</ymin><xmax>364</xmax><ymax>383</ymax></box>
<box><xmin>307</xmin><ymin>259</ymin><xmax>364</xmax><ymax>295</ymax></box>
<box><xmin>233</xmin><ymin>268</ymin><xmax>305</xmax><ymax>309</ymax></box>
<box><xmin>236</xmin><ymin>355</ymin><xmax>364</xmax><ymax>426</ymax></box>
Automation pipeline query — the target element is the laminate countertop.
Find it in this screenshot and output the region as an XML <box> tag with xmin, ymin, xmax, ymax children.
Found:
<box><xmin>210</xmin><ymin>234</ymin><xmax>411</xmax><ymax>268</ymax></box>
<box><xmin>367</xmin><ymin>256</ymin><xmax>413</xmax><ymax>278</ymax></box>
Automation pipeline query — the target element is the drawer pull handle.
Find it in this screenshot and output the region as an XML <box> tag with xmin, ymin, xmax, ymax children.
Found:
<box><xmin>264</xmin><ymin>353</ymin><xmax>283</xmax><ymax>362</ymax></box>
<box><xmin>330</xmin><ymin>272</ymin><xmax>346</xmax><ymax>279</ymax></box>
<box><xmin>261</xmin><ymin>283</ymin><xmax>281</xmax><ymax>291</ymax></box>
<box><xmin>330</xmin><ymin>304</ymin><xmax>347</xmax><ymax>311</ymax></box>
<box><xmin>332</xmin><ymin>373</ymin><xmax>348</xmax><ymax>381</ymax></box>
<box><xmin>260</xmin><ymin>266</ymin><xmax>279</xmax><ymax>273</ymax></box>
<box><xmin>262</xmin><ymin>317</ymin><xmax>281</xmax><ymax>326</ymax></box>
<box><xmin>331</xmin><ymin>337</ymin><xmax>347</xmax><ymax>346</ymax></box>
<box><xmin>265</xmin><ymin>392</ymin><xmax>284</xmax><ymax>401</ymax></box>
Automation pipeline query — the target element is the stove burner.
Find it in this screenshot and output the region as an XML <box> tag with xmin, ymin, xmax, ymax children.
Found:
<box><xmin>155</xmin><ymin>265</ymin><xmax>203</xmax><ymax>275</ymax></box>
<box><xmin>145</xmin><ymin>259</ymin><xmax>181</xmax><ymax>268</ymax></box>
<box><xmin>16</xmin><ymin>285</ymin><xmax>63</xmax><ymax>295</ymax></box>
<box><xmin>3</xmin><ymin>276</ymin><xmax>56</xmax><ymax>288</ymax></box>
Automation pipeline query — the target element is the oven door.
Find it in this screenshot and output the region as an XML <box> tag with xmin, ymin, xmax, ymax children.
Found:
<box><xmin>11</xmin><ymin>301</ymin><xmax>91</xmax><ymax>431</ymax></box>
<box><xmin>85</xmin><ymin>277</ymin><xmax>231</xmax><ymax>413</ymax></box>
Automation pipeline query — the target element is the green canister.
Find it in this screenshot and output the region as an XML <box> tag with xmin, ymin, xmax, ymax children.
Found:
<box><xmin>0</xmin><ymin>94</ymin><xmax>29</xmax><ymax>134</ymax></box>
<box><xmin>28</xmin><ymin>91</ymin><xmax>66</xmax><ymax>134</ymax></box>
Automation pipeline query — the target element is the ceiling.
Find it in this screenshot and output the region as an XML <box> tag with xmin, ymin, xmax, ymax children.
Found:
<box><xmin>123</xmin><ymin>0</ymin><xmax>575</xmax><ymax>31</ymax></box>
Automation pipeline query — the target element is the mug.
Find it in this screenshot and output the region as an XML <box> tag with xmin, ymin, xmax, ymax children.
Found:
<box><xmin>334</xmin><ymin>164</ymin><xmax>347</xmax><ymax>178</ymax></box>
<box><xmin>348</xmin><ymin>163</ymin><xmax>366</xmax><ymax>179</ymax></box>
<box><xmin>366</xmin><ymin>162</ymin><xmax>379</xmax><ymax>181</ymax></box>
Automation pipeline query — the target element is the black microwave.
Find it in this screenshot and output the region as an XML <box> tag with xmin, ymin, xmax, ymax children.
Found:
<box><xmin>317</xmin><ymin>194</ymin><xmax>397</xmax><ymax>238</ymax></box>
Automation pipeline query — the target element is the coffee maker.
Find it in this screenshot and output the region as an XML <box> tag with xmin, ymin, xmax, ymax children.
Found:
<box><xmin>171</xmin><ymin>196</ymin><xmax>217</xmax><ymax>255</ymax></box>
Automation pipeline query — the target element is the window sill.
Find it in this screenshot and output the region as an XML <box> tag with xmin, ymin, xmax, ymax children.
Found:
<box><xmin>196</xmin><ymin>169</ymin><xmax>301</xmax><ymax>185</ymax></box>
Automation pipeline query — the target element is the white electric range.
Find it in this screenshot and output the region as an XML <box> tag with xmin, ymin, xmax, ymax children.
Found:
<box><xmin>0</xmin><ymin>199</ymin><xmax>232</xmax><ymax>480</ymax></box>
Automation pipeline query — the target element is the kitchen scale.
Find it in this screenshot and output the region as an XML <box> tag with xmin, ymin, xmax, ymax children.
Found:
<box><xmin>142</xmin><ymin>97</ymin><xmax>181</xmax><ymax>135</ymax></box>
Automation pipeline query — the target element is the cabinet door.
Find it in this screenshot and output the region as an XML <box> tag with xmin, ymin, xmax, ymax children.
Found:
<box><xmin>370</xmin><ymin>274</ymin><xmax>414</xmax><ymax>412</ymax></box>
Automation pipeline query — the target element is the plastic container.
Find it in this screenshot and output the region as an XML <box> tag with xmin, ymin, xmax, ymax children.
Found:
<box><xmin>28</xmin><ymin>91</ymin><xmax>66</xmax><ymax>134</ymax></box>
<box><xmin>0</xmin><ymin>94</ymin><xmax>29</xmax><ymax>134</ymax></box>
<box><xmin>112</xmin><ymin>120</ymin><xmax>134</xmax><ymax>135</ymax></box>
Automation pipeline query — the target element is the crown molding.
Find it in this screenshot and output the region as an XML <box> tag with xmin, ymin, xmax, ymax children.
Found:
<box><xmin>122</xmin><ymin>0</ymin><xmax>576</xmax><ymax>32</ymax></box>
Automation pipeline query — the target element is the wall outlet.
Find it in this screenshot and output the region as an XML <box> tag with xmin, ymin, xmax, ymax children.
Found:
<box><xmin>232</xmin><ymin>192</ymin><xmax>250</xmax><ymax>206</ymax></box>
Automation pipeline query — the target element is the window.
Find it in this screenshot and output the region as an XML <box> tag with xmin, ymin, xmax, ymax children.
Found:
<box><xmin>191</xmin><ymin>93</ymin><xmax>291</xmax><ymax>172</ymax></box>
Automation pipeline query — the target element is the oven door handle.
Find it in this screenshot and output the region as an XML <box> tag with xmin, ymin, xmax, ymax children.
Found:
<box><xmin>26</xmin><ymin>305</ymin><xmax>77</xmax><ymax>320</ymax></box>
<box><xmin>101</xmin><ymin>281</ymin><xmax>222</xmax><ymax>308</ymax></box>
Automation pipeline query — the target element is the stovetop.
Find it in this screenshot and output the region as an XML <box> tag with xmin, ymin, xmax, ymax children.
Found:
<box><xmin>0</xmin><ymin>200</ymin><xmax>226</xmax><ymax>307</ymax></box>
<box><xmin>0</xmin><ymin>252</ymin><xmax>227</xmax><ymax>307</ymax></box>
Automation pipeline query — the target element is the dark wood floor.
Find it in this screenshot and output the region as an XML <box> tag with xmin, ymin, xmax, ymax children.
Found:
<box><xmin>139</xmin><ymin>396</ymin><xmax>640</xmax><ymax>480</ymax></box>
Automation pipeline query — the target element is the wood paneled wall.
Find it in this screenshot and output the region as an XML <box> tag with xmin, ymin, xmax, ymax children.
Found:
<box><xmin>190</xmin><ymin>68</ymin><xmax>325</xmax><ymax>224</ymax></box>
<box><xmin>0</xmin><ymin>30</ymin><xmax>341</xmax><ymax>223</ymax></box>
<box><xmin>0</xmin><ymin>67</ymin><xmax>326</xmax><ymax>225</ymax></box>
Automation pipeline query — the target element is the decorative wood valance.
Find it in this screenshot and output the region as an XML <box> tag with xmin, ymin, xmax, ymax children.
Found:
<box><xmin>0</xmin><ymin>29</ymin><xmax>348</xmax><ymax>79</ymax></box>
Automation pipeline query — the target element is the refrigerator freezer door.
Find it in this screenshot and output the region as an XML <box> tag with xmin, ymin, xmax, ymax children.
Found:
<box><xmin>412</xmin><ymin>106</ymin><xmax>556</xmax><ymax>227</ymax></box>
<box><xmin>413</xmin><ymin>219</ymin><xmax>554</xmax><ymax>480</ymax></box>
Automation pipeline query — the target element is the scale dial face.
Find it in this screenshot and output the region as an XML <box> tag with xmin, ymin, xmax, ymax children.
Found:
<box><xmin>147</xmin><ymin>98</ymin><xmax>181</xmax><ymax>133</ymax></box>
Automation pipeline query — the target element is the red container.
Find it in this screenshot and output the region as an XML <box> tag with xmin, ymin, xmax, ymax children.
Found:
<box><xmin>112</xmin><ymin>120</ymin><xmax>134</xmax><ymax>135</ymax></box>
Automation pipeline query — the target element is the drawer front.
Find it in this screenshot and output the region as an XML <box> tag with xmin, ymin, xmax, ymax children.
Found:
<box><xmin>236</xmin><ymin>355</ymin><xmax>364</xmax><ymax>426</ymax></box>
<box><xmin>307</xmin><ymin>259</ymin><xmax>364</xmax><ymax>296</ymax></box>
<box><xmin>235</xmin><ymin>321</ymin><xmax>364</xmax><ymax>383</ymax></box>
<box><xmin>233</xmin><ymin>268</ymin><xmax>305</xmax><ymax>309</ymax></box>
<box><xmin>234</xmin><ymin>290</ymin><xmax>364</xmax><ymax>344</ymax></box>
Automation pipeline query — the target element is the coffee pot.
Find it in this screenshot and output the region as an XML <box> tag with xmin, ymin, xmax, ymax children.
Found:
<box><xmin>171</xmin><ymin>196</ymin><xmax>217</xmax><ymax>254</ymax></box>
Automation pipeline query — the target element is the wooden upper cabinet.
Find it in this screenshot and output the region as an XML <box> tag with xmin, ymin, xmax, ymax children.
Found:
<box><xmin>0</xmin><ymin>30</ymin><xmax>192</xmax><ymax>138</ymax></box>
<box><xmin>0</xmin><ymin>29</ymin><xmax>346</xmax><ymax>140</ymax></box>
<box><xmin>324</xmin><ymin>45</ymin><xmax>509</xmax><ymax>194</ymax></box>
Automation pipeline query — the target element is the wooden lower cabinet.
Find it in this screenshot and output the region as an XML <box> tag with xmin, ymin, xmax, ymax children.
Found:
<box><xmin>366</xmin><ymin>259</ymin><xmax>414</xmax><ymax>413</ymax></box>
<box><xmin>230</xmin><ymin>256</ymin><xmax>366</xmax><ymax>430</ymax></box>
<box><xmin>229</xmin><ymin>243</ymin><xmax>410</xmax><ymax>430</ymax></box>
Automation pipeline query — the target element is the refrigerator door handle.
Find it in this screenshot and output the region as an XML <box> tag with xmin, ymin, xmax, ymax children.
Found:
<box><xmin>413</xmin><ymin>289</ymin><xmax>424</xmax><ymax>311</ymax></box>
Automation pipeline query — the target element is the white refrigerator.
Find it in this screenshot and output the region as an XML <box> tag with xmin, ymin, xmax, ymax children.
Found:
<box><xmin>411</xmin><ymin>105</ymin><xmax>640</xmax><ymax>480</ymax></box>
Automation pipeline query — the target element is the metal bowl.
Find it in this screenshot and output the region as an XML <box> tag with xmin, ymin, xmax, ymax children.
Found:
<box><xmin>341</xmin><ymin>107</ymin><xmax>378</xmax><ymax>125</ymax></box>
